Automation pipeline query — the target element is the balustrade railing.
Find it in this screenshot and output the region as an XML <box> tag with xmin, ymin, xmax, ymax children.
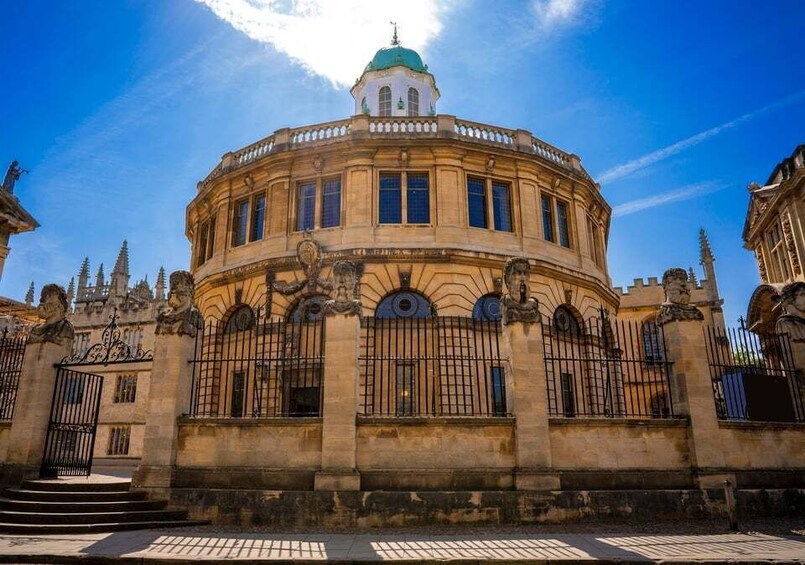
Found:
<box><xmin>368</xmin><ymin>118</ymin><xmax>438</xmax><ymax>135</ymax></box>
<box><xmin>235</xmin><ymin>136</ymin><xmax>274</xmax><ymax>166</ymax></box>
<box><xmin>290</xmin><ymin>120</ymin><xmax>351</xmax><ymax>145</ymax></box>
<box><xmin>454</xmin><ymin>119</ymin><xmax>515</xmax><ymax>146</ymax></box>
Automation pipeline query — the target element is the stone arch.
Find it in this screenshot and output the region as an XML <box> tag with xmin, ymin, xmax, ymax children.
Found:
<box><xmin>375</xmin><ymin>289</ymin><xmax>434</xmax><ymax>319</ymax></box>
<box><xmin>746</xmin><ymin>283</ymin><xmax>785</xmax><ymax>335</ymax></box>
<box><xmin>472</xmin><ymin>293</ymin><xmax>502</xmax><ymax>321</ymax></box>
<box><xmin>223</xmin><ymin>304</ymin><xmax>255</xmax><ymax>333</ymax></box>
<box><xmin>553</xmin><ymin>304</ymin><xmax>583</xmax><ymax>335</ymax></box>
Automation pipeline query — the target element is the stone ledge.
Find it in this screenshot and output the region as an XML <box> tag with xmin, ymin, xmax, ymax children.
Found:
<box><xmin>178</xmin><ymin>417</ymin><xmax>323</xmax><ymax>427</ymax></box>
<box><xmin>549</xmin><ymin>416</ymin><xmax>689</xmax><ymax>428</ymax></box>
<box><xmin>357</xmin><ymin>415</ymin><xmax>515</xmax><ymax>426</ymax></box>
<box><xmin>717</xmin><ymin>419</ymin><xmax>805</xmax><ymax>431</ymax></box>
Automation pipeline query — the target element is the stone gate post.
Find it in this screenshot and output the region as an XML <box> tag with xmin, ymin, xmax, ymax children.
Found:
<box><xmin>132</xmin><ymin>271</ymin><xmax>201</xmax><ymax>498</ymax></box>
<box><xmin>655</xmin><ymin>268</ymin><xmax>728</xmax><ymax>488</ymax></box>
<box><xmin>315</xmin><ymin>260</ymin><xmax>362</xmax><ymax>491</ymax></box>
<box><xmin>3</xmin><ymin>284</ymin><xmax>74</xmax><ymax>483</ymax></box>
<box><xmin>500</xmin><ymin>258</ymin><xmax>559</xmax><ymax>490</ymax></box>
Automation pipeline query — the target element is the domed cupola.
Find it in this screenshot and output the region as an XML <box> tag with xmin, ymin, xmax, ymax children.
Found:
<box><xmin>350</xmin><ymin>26</ymin><xmax>440</xmax><ymax>117</ymax></box>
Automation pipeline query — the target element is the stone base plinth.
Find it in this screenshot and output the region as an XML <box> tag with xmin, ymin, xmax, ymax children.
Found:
<box><xmin>314</xmin><ymin>470</ymin><xmax>361</xmax><ymax>491</ymax></box>
<box><xmin>132</xmin><ymin>464</ymin><xmax>175</xmax><ymax>499</ymax></box>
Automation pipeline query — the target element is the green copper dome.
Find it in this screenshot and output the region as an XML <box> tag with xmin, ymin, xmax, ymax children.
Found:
<box><xmin>364</xmin><ymin>45</ymin><xmax>428</xmax><ymax>73</ymax></box>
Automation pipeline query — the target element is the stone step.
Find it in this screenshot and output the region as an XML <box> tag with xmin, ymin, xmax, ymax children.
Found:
<box><xmin>0</xmin><ymin>519</ymin><xmax>209</xmax><ymax>535</ymax></box>
<box><xmin>19</xmin><ymin>479</ymin><xmax>131</xmax><ymax>493</ymax></box>
<box><xmin>0</xmin><ymin>509</ymin><xmax>188</xmax><ymax>525</ymax></box>
<box><xmin>2</xmin><ymin>488</ymin><xmax>146</xmax><ymax>502</ymax></box>
<box><xmin>0</xmin><ymin>497</ymin><xmax>166</xmax><ymax>513</ymax></box>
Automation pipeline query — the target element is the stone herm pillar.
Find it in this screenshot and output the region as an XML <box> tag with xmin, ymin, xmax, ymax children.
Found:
<box><xmin>501</xmin><ymin>258</ymin><xmax>559</xmax><ymax>490</ymax></box>
<box><xmin>656</xmin><ymin>267</ymin><xmax>728</xmax><ymax>488</ymax></box>
<box><xmin>4</xmin><ymin>284</ymin><xmax>74</xmax><ymax>482</ymax></box>
<box><xmin>132</xmin><ymin>271</ymin><xmax>202</xmax><ymax>497</ymax></box>
<box><xmin>775</xmin><ymin>281</ymin><xmax>805</xmax><ymax>419</ymax></box>
<box><xmin>315</xmin><ymin>260</ymin><xmax>362</xmax><ymax>491</ymax></box>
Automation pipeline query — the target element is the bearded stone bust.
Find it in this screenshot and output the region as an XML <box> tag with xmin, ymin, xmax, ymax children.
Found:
<box><xmin>323</xmin><ymin>260</ymin><xmax>362</xmax><ymax>317</ymax></box>
<box><xmin>30</xmin><ymin>284</ymin><xmax>75</xmax><ymax>346</ymax></box>
<box><xmin>155</xmin><ymin>271</ymin><xmax>203</xmax><ymax>338</ymax></box>
<box><xmin>500</xmin><ymin>257</ymin><xmax>540</xmax><ymax>325</ymax></box>
<box><xmin>656</xmin><ymin>267</ymin><xmax>704</xmax><ymax>325</ymax></box>
<box><xmin>776</xmin><ymin>281</ymin><xmax>805</xmax><ymax>341</ymax></box>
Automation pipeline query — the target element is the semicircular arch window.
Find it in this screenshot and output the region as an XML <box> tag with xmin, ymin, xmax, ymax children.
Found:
<box><xmin>288</xmin><ymin>294</ymin><xmax>328</xmax><ymax>322</ymax></box>
<box><xmin>472</xmin><ymin>294</ymin><xmax>502</xmax><ymax>322</ymax></box>
<box><xmin>553</xmin><ymin>305</ymin><xmax>581</xmax><ymax>335</ymax></box>
<box><xmin>375</xmin><ymin>290</ymin><xmax>433</xmax><ymax>319</ymax></box>
<box><xmin>225</xmin><ymin>305</ymin><xmax>255</xmax><ymax>333</ymax></box>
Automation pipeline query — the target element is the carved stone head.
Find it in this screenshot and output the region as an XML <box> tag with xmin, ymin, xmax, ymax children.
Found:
<box><xmin>332</xmin><ymin>260</ymin><xmax>356</xmax><ymax>302</ymax></box>
<box><xmin>504</xmin><ymin>258</ymin><xmax>531</xmax><ymax>304</ymax></box>
<box><xmin>167</xmin><ymin>270</ymin><xmax>194</xmax><ymax>313</ymax></box>
<box><xmin>662</xmin><ymin>268</ymin><xmax>691</xmax><ymax>306</ymax></box>
<box><xmin>38</xmin><ymin>284</ymin><xmax>68</xmax><ymax>325</ymax></box>
<box><xmin>779</xmin><ymin>281</ymin><xmax>805</xmax><ymax>319</ymax></box>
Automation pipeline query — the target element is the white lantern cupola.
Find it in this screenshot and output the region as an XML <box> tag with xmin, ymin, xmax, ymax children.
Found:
<box><xmin>351</xmin><ymin>27</ymin><xmax>440</xmax><ymax>117</ymax></box>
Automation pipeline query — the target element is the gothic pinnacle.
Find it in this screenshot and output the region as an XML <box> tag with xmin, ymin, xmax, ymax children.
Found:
<box><xmin>24</xmin><ymin>282</ymin><xmax>34</xmax><ymax>306</ymax></box>
<box><xmin>699</xmin><ymin>228</ymin><xmax>714</xmax><ymax>265</ymax></box>
<box><xmin>113</xmin><ymin>240</ymin><xmax>130</xmax><ymax>276</ymax></box>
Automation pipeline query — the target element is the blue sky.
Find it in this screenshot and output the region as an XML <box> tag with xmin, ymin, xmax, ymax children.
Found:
<box><xmin>2</xmin><ymin>0</ymin><xmax>803</xmax><ymax>324</ymax></box>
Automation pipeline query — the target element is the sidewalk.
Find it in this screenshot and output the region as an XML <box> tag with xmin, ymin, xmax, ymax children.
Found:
<box><xmin>0</xmin><ymin>529</ymin><xmax>803</xmax><ymax>564</ymax></box>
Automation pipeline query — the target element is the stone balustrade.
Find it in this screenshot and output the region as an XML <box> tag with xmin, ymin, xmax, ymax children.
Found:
<box><xmin>199</xmin><ymin>115</ymin><xmax>585</xmax><ymax>189</ymax></box>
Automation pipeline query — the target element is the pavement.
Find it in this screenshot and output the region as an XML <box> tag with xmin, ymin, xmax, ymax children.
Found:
<box><xmin>0</xmin><ymin>529</ymin><xmax>803</xmax><ymax>564</ymax></box>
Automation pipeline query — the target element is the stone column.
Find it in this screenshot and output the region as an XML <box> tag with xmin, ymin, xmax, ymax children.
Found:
<box><xmin>132</xmin><ymin>271</ymin><xmax>202</xmax><ymax>498</ymax></box>
<box><xmin>3</xmin><ymin>284</ymin><xmax>74</xmax><ymax>483</ymax></box>
<box><xmin>656</xmin><ymin>268</ymin><xmax>728</xmax><ymax>488</ymax></box>
<box><xmin>316</xmin><ymin>261</ymin><xmax>363</xmax><ymax>491</ymax></box>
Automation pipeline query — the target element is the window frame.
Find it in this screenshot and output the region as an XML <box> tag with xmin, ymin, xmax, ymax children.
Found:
<box><xmin>467</xmin><ymin>176</ymin><xmax>515</xmax><ymax>233</ymax></box>
<box><xmin>231</xmin><ymin>198</ymin><xmax>249</xmax><ymax>247</ymax></box>
<box><xmin>250</xmin><ymin>194</ymin><xmax>266</xmax><ymax>242</ymax></box>
<box><xmin>107</xmin><ymin>426</ymin><xmax>131</xmax><ymax>456</ymax></box>
<box><xmin>196</xmin><ymin>216</ymin><xmax>216</xmax><ymax>267</ymax></box>
<box><xmin>379</xmin><ymin>86</ymin><xmax>392</xmax><ymax>117</ymax></box>
<box><xmin>113</xmin><ymin>374</ymin><xmax>137</xmax><ymax>404</ymax></box>
<box><xmin>230</xmin><ymin>190</ymin><xmax>268</xmax><ymax>249</ymax></box>
<box><xmin>407</xmin><ymin>87</ymin><xmax>419</xmax><ymax>117</ymax></box>
<box><xmin>377</xmin><ymin>171</ymin><xmax>432</xmax><ymax>226</ymax></box>
<box><xmin>540</xmin><ymin>191</ymin><xmax>573</xmax><ymax>249</ymax></box>
<box><xmin>293</xmin><ymin>176</ymin><xmax>343</xmax><ymax>232</ymax></box>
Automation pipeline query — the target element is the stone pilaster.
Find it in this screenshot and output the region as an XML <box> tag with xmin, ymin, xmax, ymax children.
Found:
<box><xmin>3</xmin><ymin>339</ymin><xmax>72</xmax><ymax>482</ymax></box>
<box><xmin>315</xmin><ymin>312</ymin><xmax>361</xmax><ymax>490</ymax></box>
<box><xmin>132</xmin><ymin>332</ymin><xmax>196</xmax><ymax>497</ymax></box>
<box><xmin>503</xmin><ymin>321</ymin><xmax>559</xmax><ymax>490</ymax></box>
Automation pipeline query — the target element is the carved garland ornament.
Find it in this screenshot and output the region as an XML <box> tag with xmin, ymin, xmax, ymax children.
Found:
<box><xmin>782</xmin><ymin>216</ymin><xmax>802</xmax><ymax>276</ymax></box>
<box><xmin>756</xmin><ymin>247</ymin><xmax>768</xmax><ymax>284</ymax></box>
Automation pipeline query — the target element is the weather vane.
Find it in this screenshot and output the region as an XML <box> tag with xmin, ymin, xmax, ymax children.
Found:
<box><xmin>390</xmin><ymin>21</ymin><xmax>399</xmax><ymax>45</ymax></box>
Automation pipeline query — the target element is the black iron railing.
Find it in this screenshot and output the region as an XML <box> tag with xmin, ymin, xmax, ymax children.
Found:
<box><xmin>190</xmin><ymin>316</ymin><xmax>325</xmax><ymax>418</ymax></box>
<box><xmin>359</xmin><ymin>316</ymin><xmax>506</xmax><ymax>417</ymax></box>
<box><xmin>542</xmin><ymin>312</ymin><xmax>675</xmax><ymax>418</ymax></box>
<box><xmin>0</xmin><ymin>328</ymin><xmax>27</xmax><ymax>421</ymax></box>
<box><xmin>704</xmin><ymin>320</ymin><xmax>803</xmax><ymax>422</ymax></box>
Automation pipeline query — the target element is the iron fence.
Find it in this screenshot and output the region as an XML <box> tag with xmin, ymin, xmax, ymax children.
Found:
<box><xmin>704</xmin><ymin>320</ymin><xmax>803</xmax><ymax>422</ymax></box>
<box><xmin>190</xmin><ymin>316</ymin><xmax>325</xmax><ymax>418</ymax></box>
<box><xmin>359</xmin><ymin>316</ymin><xmax>506</xmax><ymax>417</ymax></box>
<box><xmin>542</xmin><ymin>312</ymin><xmax>675</xmax><ymax>418</ymax></box>
<box><xmin>0</xmin><ymin>328</ymin><xmax>27</xmax><ymax>421</ymax></box>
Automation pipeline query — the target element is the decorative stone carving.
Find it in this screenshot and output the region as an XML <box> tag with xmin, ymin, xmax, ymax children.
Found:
<box><xmin>29</xmin><ymin>284</ymin><xmax>74</xmax><ymax>346</ymax></box>
<box><xmin>312</xmin><ymin>155</ymin><xmax>323</xmax><ymax>172</ymax></box>
<box><xmin>776</xmin><ymin>281</ymin><xmax>805</xmax><ymax>341</ymax></box>
<box><xmin>399</xmin><ymin>269</ymin><xmax>411</xmax><ymax>289</ymax></box>
<box><xmin>271</xmin><ymin>234</ymin><xmax>332</xmax><ymax>296</ymax></box>
<box><xmin>756</xmin><ymin>247</ymin><xmax>768</xmax><ymax>283</ymax></box>
<box><xmin>399</xmin><ymin>148</ymin><xmax>409</xmax><ymax>167</ymax></box>
<box><xmin>324</xmin><ymin>260</ymin><xmax>362</xmax><ymax>317</ymax></box>
<box><xmin>656</xmin><ymin>267</ymin><xmax>704</xmax><ymax>325</ymax></box>
<box><xmin>782</xmin><ymin>217</ymin><xmax>802</xmax><ymax>276</ymax></box>
<box><xmin>485</xmin><ymin>155</ymin><xmax>495</xmax><ymax>172</ymax></box>
<box><xmin>155</xmin><ymin>271</ymin><xmax>202</xmax><ymax>337</ymax></box>
<box><xmin>500</xmin><ymin>258</ymin><xmax>540</xmax><ymax>325</ymax></box>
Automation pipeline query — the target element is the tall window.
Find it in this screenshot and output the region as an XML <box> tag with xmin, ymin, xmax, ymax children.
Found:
<box><xmin>232</xmin><ymin>199</ymin><xmax>249</xmax><ymax>247</ymax></box>
<box><xmin>561</xmin><ymin>373</ymin><xmax>575</xmax><ymax>417</ymax></box>
<box><xmin>73</xmin><ymin>332</ymin><xmax>90</xmax><ymax>357</ymax></box>
<box><xmin>467</xmin><ymin>177</ymin><xmax>487</xmax><ymax>228</ymax></box>
<box><xmin>767</xmin><ymin>222</ymin><xmax>791</xmax><ymax>281</ymax></box>
<box><xmin>321</xmin><ymin>178</ymin><xmax>341</xmax><ymax>228</ymax></box>
<box><xmin>113</xmin><ymin>375</ymin><xmax>137</xmax><ymax>403</ymax></box>
<box><xmin>641</xmin><ymin>317</ymin><xmax>664</xmax><ymax>365</ymax></box>
<box><xmin>396</xmin><ymin>363</ymin><xmax>415</xmax><ymax>416</ymax></box>
<box><xmin>107</xmin><ymin>426</ymin><xmax>131</xmax><ymax>456</ymax></box>
<box><xmin>541</xmin><ymin>195</ymin><xmax>554</xmax><ymax>242</ymax></box>
<box><xmin>379</xmin><ymin>173</ymin><xmax>402</xmax><ymax>223</ymax></box>
<box><xmin>297</xmin><ymin>182</ymin><xmax>316</xmax><ymax>231</ymax></box>
<box><xmin>492</xmin><ymin>182</ymin><xmax>512</xmax><ymax>232</ymax></box>
<box><xmin>587</xmin><ymin>216</ymin><xmax>603</xmax><ymax>267</ymax></box>
<box><xmin>407</xmin><ymin>88</ymin><xmax>419</xmax><ymax>116</ymax></box>
<box><xmin>250</xmin><ymin>195</ymin><xmax>266</xmax><ymax>242</ymax></box>
<box><xmin>490</xmin><ymin>366</ymin><xmax>506</xmax><ymax>416</ymax></box>
<box><xmin>407</xmin><ymin>173</ymin><xmax>430</xmax><ymax>224</ymax></box>
<box><xmin>196</xmin><ymin>217</ymin><xmax>216</xmax><ymax>267</ymax></box>
<box><xmin>379</xmin><ymin>86</ymin><xmax>392</xmax><ymax>116</ymax></box>
<box><xmin>556</xmin><ymin>200</ymin><xmax>570</xmax><ymax>248</ymax></box>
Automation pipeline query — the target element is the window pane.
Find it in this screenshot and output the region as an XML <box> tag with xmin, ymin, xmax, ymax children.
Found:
<box><xmin>467</xmin><ymin>178</ymin><xmax>487</xmax><ymax>228</ymax></box>
<box><xmin>250</xmin><ymin>195</ymin><xmax>266</xmax><ymax>242</ymax></box>
<box><xmin>407</xmin><ymin>173</ymin><xmax>429</xmax><ymax>224</ymax></box>
<box><xmin>541</xmin><ymin>195</ymin><xmax>554</xmax><ymax>242</ymax></box>
<box><xmin>407</xmin><ymin>88</ymin><xmax>419</xmax><ymax>117</ymax></box>
<box><xmin>297</xmin><ymin>182</ymin><xmax>315</xmax><ymax>231</ymax></box>
<box><xmin>197</xmin><ymin>221</ymin><xmax>209</xmax><ymax>266</ymax></box>
<box><xmin>561</xmin><ymin>373</ymin><xmax>575</xmax><ymax>417</ymax></box>
<box><xmin>556</xmin><ymin>200</ymin><xmax>570</xmax><ymax>248</ymax></box>
<box><xmin>206</xmin><ymin>219</ymin><xmax>216</xmax><ymax>260</ymax></box>
<box><xmin>492</xmin><ymin>182</ymin><xmax>512</xmax><ymax>232</ymax></box>
<box><xmin>379</xmin><ymin>86</ymin><xmax>392</xmax><ymax>117</ymax></box>
<box><xmin>396</xmin><ymin>363</ymin><xmax>415</xmax><ymax>416</ymax></box>
<box><xmin>490</xmin><ymin>366</ymin><xmax>506</xmax><ymax>416</ymax></box>
<box><xmin>233</xmin><ymin>200</ymin><xmax>248</xmax><ymax>246</ymax></box>
<box><xmin>379</xmin><ymin>173</ymin><xmax>402</xmax><ymax>224</ymax></box>
<box><xmin>321</xmin><ymin>178</ymin><xmax>341</xmax><ymax>228</ymax></box>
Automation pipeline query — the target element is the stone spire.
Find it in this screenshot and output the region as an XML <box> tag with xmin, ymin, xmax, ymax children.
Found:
<box><xmin>66</xmin><ymin>277</ymin><xmax>75</xmax><ymax>307</ymax></box>
<box><xmin>155</xmin><ymin>267</ymin><xmax>166</xmax><ymax>301</ymax></box>
<box><xmin>698</xmin><ymin>229</ymin><xmax>719</xmax><ymax>299</ymax></box>
<box><xmin>76</xmin><ymin>257</ymin><xmax>90</xmax><ymax>302</ymax></box>
<box><xmin>699</xmin><ymin>228</ymin><xmax>714</xmax><ymax>265</ymax></box>
<box><xmin>687</xmin><ymin>267</ymin><xmax>699</xmax><ymax>287</ymax></box>
<box><xmin>110</xmin><ymin>240</ymin><xmax>130</xmax><ymax>298</ymax></box>
<box><xmin>95</xmin><ymin>263</ymin><xmax>105</xmax><ymax>291</ymax></box>
<box><xmin>24</xmin><ymin>282</ymin><xmax>34</xmax><ymax>306</ymax></box>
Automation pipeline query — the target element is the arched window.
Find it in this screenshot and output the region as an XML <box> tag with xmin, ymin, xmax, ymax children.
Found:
<box><xmin>225</xmin><ymin>305</ymin><xmax>255</xmax><ymax>333</ymax></box>
<box><xmin>642</xmin><ymin>316</ymin><xmax>664</xmax><ymax>365</ymax></box>
<box><xmin>288</xmin><ymin>295</ymin><xmax>328</xmax><ymax>322</ymax></box>
<box><xmin>361</xmin><ymin>96</ymin><xmax>368</xmax><ymax>113</ymax></box>
<box><xmin>376</xmin><ymin>290</ymin><xmax>433</xmax><ymax>319</ymax></box>
<box><xmin>553</xmin><ymin>305</ymin><xmax>581</xmax><ymax>335</ymax></box>
<box><xmin>473</xmin><ymin>294</ymin><xmax>502</xmax><ymax>322</ymax></box>
<box><xmin>407</xmin><ymin>88</ymin><xmax>419</xmax><ymax>116</ymax></box>
<box><xmin>378</xmin><ymin>86</ymin><xmax>392</xmax><ymax>117</ymax></box>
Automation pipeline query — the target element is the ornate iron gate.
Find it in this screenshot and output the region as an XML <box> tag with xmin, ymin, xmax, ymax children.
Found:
<box><xmin>40</xmin><ymin>367</ymin><xmax>104</xmax><ymax>478</ymax></box>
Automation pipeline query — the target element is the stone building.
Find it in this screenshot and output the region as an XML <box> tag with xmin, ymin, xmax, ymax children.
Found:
<box><xmin>744</xmin><ymin>145</ymin><xmax>805</xmax><ymax>334</ymax></box>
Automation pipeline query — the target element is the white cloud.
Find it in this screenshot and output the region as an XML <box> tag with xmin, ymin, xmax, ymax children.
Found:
<box><xmin>598</xmin><ymin>90</ymin><xmax>805</xmax><ymax>184</ymax></box>
<box><xmin>532</xmin><ymin>0</ymin><xmax>591</xmax><ymax>29</ymax></box>
<box><xmin>612</xmin><ymin>181</ymin><xmax>725</xmax><ymax>218</ymax></box>
<box><xmin>195</xmin><ymin>0</ymin><xmax>457</xmax><ymax>87</ymax></box>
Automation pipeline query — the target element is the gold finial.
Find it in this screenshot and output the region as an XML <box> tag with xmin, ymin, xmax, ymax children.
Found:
<box><xmin>390</xmin><ymin>21</ymin><xmax>399</xmax><ymax>45</ymax></box>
